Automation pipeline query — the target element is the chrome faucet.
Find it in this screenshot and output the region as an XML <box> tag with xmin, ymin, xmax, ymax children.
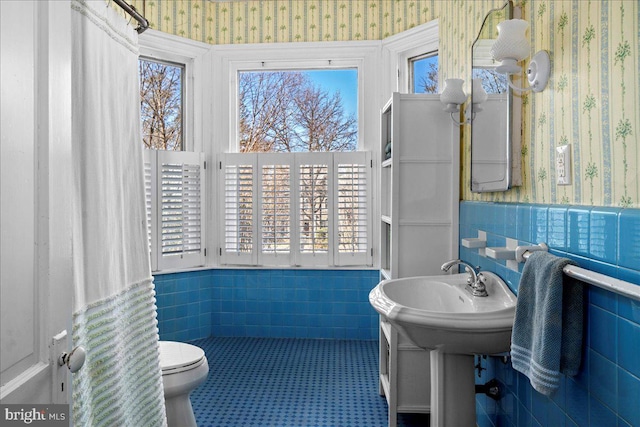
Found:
<box><xmin>440</xmin><ymin>259</ymin><xmax>488</xmax><ymax>297</ymax></box>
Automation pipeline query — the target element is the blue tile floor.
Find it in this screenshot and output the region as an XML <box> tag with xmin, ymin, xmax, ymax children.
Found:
<box><xmin>189</xmin><ymin>337</ymin><xmax>430</xmax><ymax>427</ymax></box>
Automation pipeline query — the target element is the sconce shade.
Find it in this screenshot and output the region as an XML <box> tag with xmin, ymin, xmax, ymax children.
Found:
<box><xmin>470</xmin><ymin>78</ymin><xmax>488</xmax><ymax>113</ymax></box>
<box><xmin>440</xmin><ymin>78</ymin><xmax>467</xmax><ymax>113</ymax></box>
<box><xmin>491</xmin><ymin>19</ymin><xmax>530</xmax><ymax>74</ymax></box>
<box><xmin>471</xmin><ymin>79</ymin><xmax>488</xmax><ymax>105</ymax></box>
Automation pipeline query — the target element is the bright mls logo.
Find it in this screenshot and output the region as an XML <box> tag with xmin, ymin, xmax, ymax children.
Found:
<box><xmin>0</xmin><ymin>405</ymin><xmax>68</xmax><ymax>426</ymax></box>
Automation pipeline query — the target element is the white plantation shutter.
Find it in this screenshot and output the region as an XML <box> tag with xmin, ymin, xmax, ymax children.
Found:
<box><xmin>146</xmin><ymin>150</ymin><xmax>205</xmax><ymax>271</ymax></box>
<box><xmin>219</xmin><ymin>152</ymin><xmax>371</xmax><ymax>267</ymax></box>
<box><xmin>296</xmin><ymin>152</ymin><xmax>332</xmax><ymax>266</ymax></box>
<box><xmin>221</xmin><ymin>153</ymin><xmax>257</xmax><ymax>265</ymax></box>
<box><xmin>143</xmin><ymin>150</ymin><xmax>157</xmax><ymax>271</ymax></box>
<box><xmin>259</xmin><ymin>153</ymin><xmax>293</xmax><ymax>266</ymax></box>
<box><xmin>334</xmin><ymin>152</ymin><xmax>372</xmax><ymax>266</ymax></box>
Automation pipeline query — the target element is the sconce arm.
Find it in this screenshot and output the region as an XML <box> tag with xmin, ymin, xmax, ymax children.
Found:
<box><xmin>505</xmin><ymin>50</ymin><xmax>551</xmax><ymax>94</ymax></box>
<box><xmin>506</xmin><ymin>76</ymin><xmax>531</xmax><ymax>93</ymax></box>
<box><xmin>450</xmin><ymin>112</ymin><xmax>466</xmax><ymax>126</ymax></box>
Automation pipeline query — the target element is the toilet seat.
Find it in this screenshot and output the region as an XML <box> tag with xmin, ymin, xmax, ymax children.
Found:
<box><xmin>159</xmin><ymin>341</ymin><xmax>206</xmax><ymax>375</ymax></box>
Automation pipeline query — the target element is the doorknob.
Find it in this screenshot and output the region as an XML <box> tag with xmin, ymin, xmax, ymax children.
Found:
<box><xmin>59</xmin><ymin>346</ymin><xmax>86</xmax><ymax>373</ymax></box>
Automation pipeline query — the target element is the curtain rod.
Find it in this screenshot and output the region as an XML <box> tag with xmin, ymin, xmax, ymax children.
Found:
<box><xmin>113</xmin><ymin>0</ymin><xmax>149</xmax><ymax>34</ymax></box>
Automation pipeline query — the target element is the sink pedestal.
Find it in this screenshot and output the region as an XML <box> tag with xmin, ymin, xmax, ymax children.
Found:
<box><xmin>430</xmin><ymin>350</ymin><xmax>476</xmax><ymax>427</ymax></box>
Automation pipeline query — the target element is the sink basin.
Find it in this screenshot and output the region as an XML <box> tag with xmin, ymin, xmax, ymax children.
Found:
<box><xmin>369</xmin><ymin>272</ymin><xmax>516</xmax><ymax>354</ymax></box>
<box><xmin>369</xmin><ymin>270</ymin><xmax>517</xmax><ymax>426</ymax></box>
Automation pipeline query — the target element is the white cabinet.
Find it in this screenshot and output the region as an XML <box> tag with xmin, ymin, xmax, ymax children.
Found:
<box><xmin>378</xmin><ymin>93</ymin><xmax>459</xmax><ymax>426</ymax></box>
<box><xmin>380</xmin><ymin>93</ymin><xmax>459</xmax><ymax>280</ymax></box>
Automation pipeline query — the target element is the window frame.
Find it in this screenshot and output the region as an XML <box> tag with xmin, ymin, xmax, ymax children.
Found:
<box><xmin>139</xmin><ymin>30</ymin><xmax>211</xmax><ymax>273</ymax></box>
<box><xmin>139</xmin><ymin>29</ymin><xmax>211</xmax><ymax>154</ymax></box>
<box><xmin>381</xmin><ymin>19</ymin><xmax>439</xmax><ymax>94</ymax></box>
<box><xmin>212</xmin><ymin>42</ymin><xmax>380</xmax><ymax>269</ymax></box>
<box><xmin>212</xmin><ymin>41</ymin><xmax>381</xmax><ymax>154</ymax></box>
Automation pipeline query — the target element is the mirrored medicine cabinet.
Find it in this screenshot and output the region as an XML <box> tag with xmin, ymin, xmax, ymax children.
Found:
<box><xmin>470</xmin><ymin>0</ymin><xmax>522</xmax><ymax>192</ymax></box>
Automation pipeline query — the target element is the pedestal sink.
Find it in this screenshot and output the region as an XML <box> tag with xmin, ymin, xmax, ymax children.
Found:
<box><xmin>369</xmin><ymin>272</ymin><xmax>516</xmax><ymax>427</ymax></box>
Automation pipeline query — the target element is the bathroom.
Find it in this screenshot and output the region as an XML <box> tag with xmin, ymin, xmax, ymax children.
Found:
<box><xmin>1</xmin><ymin>0</ymin><xmax>639</xmax><ymax>426</ymax></box>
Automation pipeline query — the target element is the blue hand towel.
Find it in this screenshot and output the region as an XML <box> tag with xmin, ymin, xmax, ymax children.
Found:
<box><xmin>510</xmin><ymin>251</ymin><xmax>584</xmax><ymax>396</ymax></box>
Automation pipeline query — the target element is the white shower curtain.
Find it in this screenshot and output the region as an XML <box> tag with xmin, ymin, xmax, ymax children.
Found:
<box><xmin>70</xmin><ymin>0</ymin><xmax>166</xmax><ymax>425</ymax></box>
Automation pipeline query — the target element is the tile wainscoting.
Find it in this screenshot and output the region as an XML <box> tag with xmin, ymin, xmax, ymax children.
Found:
<box><xmin>153</xmin><ymin>269</ymin><xmax>381</xmax><ymax>342</ymax></box>
<box><xmin>461</xmin><ymin>201</ymin><xmax>640</xmax><ymax>427</ymax></box>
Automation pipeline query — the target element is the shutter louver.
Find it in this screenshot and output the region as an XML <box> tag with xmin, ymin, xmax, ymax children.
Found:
<box><xmin>221</xmin><ymin>154</ymin><xmax>256</xmax><ymax>265</ymax></box>
<box><xmin>161</xmin><ymin>162</ymin><xmax>201</xmax><ymax>255</ymax></box>
<box><xmin>143</xmin><ymin>150</ymin><xmax>157</xmax><ymax>271</ymax></box>
<box><xmin>155</xmin><ymin>150</ymin><xmax>204</xmax><ymax>270</ymax></box>
<box><xmin>334</xmin><ymin>152</ymin><xmax>371</xmax><ymax>266</ymax></box>
<box><xmin>299</xmin><ymin>163</ymin><xmax>329</xmax><ymax>255</ymax></box>
<box><xmin>338</xmin><ymin>163</ymin><xmax>367</xmax><ymax>252</ymax></box>
<box><xmin>261</xmin><ymin>164</ymin><xmax>290</xmax><ymax>254</ymax></box>
<box><xmin>145</xmin><ymin>163</ymin><xmax>152</xmax><ymax>253</ymax></box>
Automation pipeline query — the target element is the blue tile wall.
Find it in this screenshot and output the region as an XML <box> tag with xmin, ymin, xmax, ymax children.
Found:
<box><xmin>461</xmin><ymin>201</ymin><xmax>640</xmax><ymax>427</ymax></box>
<box><xmin>153</xmin><ymin>269</ymin><xmax>380</xmax><ymax>342</ymax></box>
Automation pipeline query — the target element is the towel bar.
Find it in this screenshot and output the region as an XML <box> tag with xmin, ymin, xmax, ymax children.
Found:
<box><xmin>520</xmin><ymin>245</ymin><xmax>640</xmax><ymax>302</ymax></box>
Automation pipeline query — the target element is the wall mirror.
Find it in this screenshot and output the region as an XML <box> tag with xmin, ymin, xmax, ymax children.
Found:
<box><xmin>470</xmin><ymin>1</ymin><xmax>521</xmax><ymax>192</ymax></box>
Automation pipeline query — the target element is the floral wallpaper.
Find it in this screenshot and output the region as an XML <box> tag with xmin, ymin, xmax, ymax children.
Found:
<box><xmin>129</xmin><ymin>0</ymin><xmax>639</xmax><ymax>209</ymax></box>
<box><xmin>132</xmin><ymin>0</ymin><xmax>443</xmax><ymax>43</ymax></box>
<box><xmin>461</xmin><ymin>0</ymin><xmax>639</xmax><ymax>208</ymax></box>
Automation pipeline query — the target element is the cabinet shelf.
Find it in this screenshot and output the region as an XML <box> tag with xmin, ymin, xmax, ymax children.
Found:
<box><xmin>381</xmin><ymin>158</ymin><xmax>393</xmax><ymax>168</ymax></box>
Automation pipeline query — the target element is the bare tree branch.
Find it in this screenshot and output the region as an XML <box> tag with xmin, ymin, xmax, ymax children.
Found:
<box><xmin>139</xmin><ymin>59</ymin><xmax>183</xmax><ymax>150</ymax></box>
<box><xmin>239</xmin><ymin>71</ymin><xmax>357</xmax><ymax>153</ymax></box>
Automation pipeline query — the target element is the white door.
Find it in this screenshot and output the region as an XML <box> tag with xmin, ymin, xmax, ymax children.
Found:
<box><xmin>1</xmin><ymin>0</ymin><xmax>74</xmax><ymax>406</ymax></box>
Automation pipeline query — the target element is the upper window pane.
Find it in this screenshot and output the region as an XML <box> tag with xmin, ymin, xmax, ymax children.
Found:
<box><xmin>410</xmin><ymin>53</ymin><xmax>438</xmax><ymax>94</ymax></box>
<box><xmin>139</xmin><ymin>58</ymin><xmax>184</xmax><ymax>150</ymax></box>
<box><xmin>238</xmin><ymin>69</ymin><xmax>358</xmax><ymax>153</ymax></box>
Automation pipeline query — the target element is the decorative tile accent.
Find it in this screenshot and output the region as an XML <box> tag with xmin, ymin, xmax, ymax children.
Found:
<box><xmin>531</xmin><ymin>206</ymin><xmax>549</xmax><ymax>246</ymax></box>
<box><xmin>619</xmin><ymin>209</ymin><xmax>640</xmax><ymax>270</ymax></box>
<box><xmin>589</xmin><ymin>207</ymin><xmax>620</xmax><ymax>264</ymax></box>
<box><xmin>548</xmin><ymin>207</ymin><xmax>567</xmax><ymax>250</ymax></box>
<box><xmin>516</xmin><ymin>204</ymin><xmax>533</xmax><ymax>243</ymax></box>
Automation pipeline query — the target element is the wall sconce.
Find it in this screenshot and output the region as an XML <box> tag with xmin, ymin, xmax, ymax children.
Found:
<box><xmin>470</xmin><ymin>78</ymin><xmax>488</xmax><ymax>112</ymax></box>
<box><xmin>440</xmin><ymin>78</ymin><xmax>487</xmax><ymax>125</ymax></box>
<box><xmin>490</xmin><ymin>19</ymin><xmax>550</xmax><ymax>93</ymax></box>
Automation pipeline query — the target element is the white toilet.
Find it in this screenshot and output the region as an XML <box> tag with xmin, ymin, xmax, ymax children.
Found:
<box><xmin>158</xmin><ymin>341</ymin><xmax>209</xmax><ymax>427</ymax></box>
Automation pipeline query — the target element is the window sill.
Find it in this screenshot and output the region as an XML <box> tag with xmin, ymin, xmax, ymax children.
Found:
<box><xmin>152</xmin><ymin>264</ymin><xmax>379</xmax><ymax>276</ymax></box>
